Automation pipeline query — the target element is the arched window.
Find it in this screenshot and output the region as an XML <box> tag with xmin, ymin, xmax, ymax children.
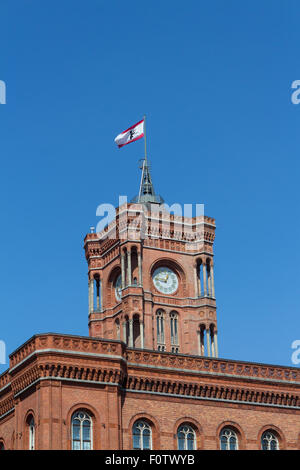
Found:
<box><xmin>132</xmin><ymin>420</ymin><xmax>152</xmax><ymax>450</ymax></box>
<box><xmin>170</xmin><ymin>312</ymin><xmax>178</xmax><ymax>348</ymax></box>
<box><xmin>156</xmin><ymin>310</ymin><xmax>165</xmax><ymax>350</ymax></box>
<box><xmin>220</xmin><ymin>427</ymin><xmax>238</xmax><ymax>450</ymax></box>
<box><xmin>72</xmin><ymin>410</ymin><xmax>93</xmax><ymax>450</ymax></box>
<box><xmin>261</xmin><ymin>431</ymin><xmax>279</xmax><ymax>450</ymax></box>
<box><xmin>177</xmin><ymin>424</ymin><xmax>196</xmax><ymax>450</ymax></box>
<box><xmin>0</xmin><ymin>441</ymin><xmax>4</xmax><ymax>450</ymax></box>
<box><xmin>28</xmin><ymin>416</ymin><xmax>35</xmax><ymax>450</ymax></box>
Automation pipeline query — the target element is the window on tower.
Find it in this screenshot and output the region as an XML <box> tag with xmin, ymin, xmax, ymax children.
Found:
<box><xmin>156</xmin><ymin>310</ymin><xmax>165</xmax><ymax>351</ymax></box>
<box><xmin>170</xmin><ymin>311</ymin><xmax>179</xmax><ymax>351</ymax></box>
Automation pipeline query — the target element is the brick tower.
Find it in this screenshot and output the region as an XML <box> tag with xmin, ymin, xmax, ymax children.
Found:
<box><xmin>84</xmin><ymin>160</ymin><xmax>218</xmax><ymax>357</ymax></box>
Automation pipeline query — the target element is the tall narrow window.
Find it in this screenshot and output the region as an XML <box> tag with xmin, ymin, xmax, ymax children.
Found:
<box><xmin>220</xmin><ymin>428</ymin><xmax>238</xmax><ymax>450</ymax></box>
<box><xmin>0</xmin><ymin>442</ymin><xmax>4</xmax><ymax>450</ymax></box>
<box><xmin>177</xmin><ymin>424</ymin><xmax>196</xmax><ymax>450</ymax></box>
<box><xmin>261</xmin><ymin>431</ymin><xmax>279</xmax><ymax>450</ymax></box>
<box><xmin>124</xmin><ymin>316</ymin><xmax>130</xmax><ymax>345</ymax></box>
<box><xmin>133</xmin><ymin>420</ymin><xmax>152</xmax><ymax>450</ymax></box>
<box><xmin>170</xmin><ymin>312</ymin><xmax>178</xmax><ymax>346</ymax></box>
<box><xmin>115</xmin><ymin>319</ymin><xmax>120</xmax><ymax>340</ymax></box>
<box><xmin>72</xmin><ymin>411</ymin><xmax>93</xmax><ymax>450</ymax></box>
<box><xmin>29</xmin><ymin>417</ymin><xmax>35</xmax><ymax>450</ymax></box>
<box><xmin>156</xmin><ymin>310</ymin><xmax>165</xmax><ymax>350</ymax></box>
<box><xmin>94</xmin><ymin>276</ymin><xmax>101</xmax><ymax>311</ymax></box>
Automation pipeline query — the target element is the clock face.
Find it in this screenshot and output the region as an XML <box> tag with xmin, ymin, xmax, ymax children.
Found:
<box><xmin>152</xmin><ymin>267</ymin><xmax>178</xmax><ymax>294</ymax></box>
<box><xmin>115</xmin><ymin>274</ymin><xmax>122</xmax><ymax>301</ymax></box>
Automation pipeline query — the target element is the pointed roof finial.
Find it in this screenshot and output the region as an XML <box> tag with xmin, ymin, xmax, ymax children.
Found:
<box><xmin>131</xmin><ymin>159</ymin><xmax>164</xmax><ymax>204</ymax></box>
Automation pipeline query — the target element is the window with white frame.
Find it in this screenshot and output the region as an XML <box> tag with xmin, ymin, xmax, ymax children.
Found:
<box><xmin>220</xmin><ymin>427</ymin><xmax>238</xmax><ymax>450</ymax></box>
<box><xmin>71</xmin><ymin>410</ymin><xmax>93</xmax><ymax>450</ymax></box>
<box><xmin>261</xmin><ymin>431</ymin><xmax>279</xmax><ymax>450</ymax></box>
<box><xmin>133</xmin><ymin>420</ymin><xmax>152</xmax><ymax>450</ymax></box>
<box><xmin>177</xmin><ymin>424</ymin><xmax>196</xmax><ymax>450</ymax></box>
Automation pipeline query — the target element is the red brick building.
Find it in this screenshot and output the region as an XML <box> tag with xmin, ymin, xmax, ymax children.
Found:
<box><xmin>0</xmin><ymin>161</ymin><xmax>299</xmax><ymax>450</ymax></box>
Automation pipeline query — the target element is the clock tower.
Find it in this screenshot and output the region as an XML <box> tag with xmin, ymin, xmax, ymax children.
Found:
<box><xmin>84</xmin><ymin>160</ymin><xmax>218</xmax><ymax>357</ymax></box>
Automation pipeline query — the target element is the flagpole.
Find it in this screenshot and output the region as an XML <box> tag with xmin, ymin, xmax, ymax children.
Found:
<box><xmin>144</xmin><ymin>114</ymin><xmax>147</xmax><ymax>164</ymax></box>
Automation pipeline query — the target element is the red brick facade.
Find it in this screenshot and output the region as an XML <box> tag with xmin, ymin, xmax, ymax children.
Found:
<box><xmin>0</xmin><ymin>202</ymin><xmax>299</xmax><ymax>450</ymax></box>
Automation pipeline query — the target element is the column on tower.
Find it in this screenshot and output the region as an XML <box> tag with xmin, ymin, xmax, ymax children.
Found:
<box><xmin>115</xmin><ymin>318</ymin><xmax>120</xmax><ymax>340</ymax></box>
<box><xmin>129</xmin><ymin>318</ymin><xmax>133</xmax><ymax>347</ymax></box>
<box><xmin>122</xmin><ymin>319</ymin><xmax>126</xmax><ymax>344</ymax></box>
<box><xmin>198</xmin><ymin>261</ymin><xmax>202</xmax><ymax>297</ymax></box>
<box><xmin>138</xmin><ymin>249</ymin><xmax>142</xmax><ymax>286</ymax></box>
<box><xmin>194</xmin><ymin>263</ymin><xmax>198</xmax><ymax>297</ymax></box>
<box><xmin>206</xmin><ymin>327</ymin><xmax>211</xmax><ymax>357</ymax></box>
<box><xmin>194</xmin><ymin>261</ymin><xmax>200</xmax><ymax>297</ymax></box>
<box><xmin>121</xmin><ymin>250</ymin><xmax>126</xmax><ymax>289</ymax></box>
<box><xmin>88</xmin><ymin>278</ymin><xmax>94</xmax><ymax>314</ymax></box>
<box><xmin>122</xmin><ymin>316</ymin><xmax>129</xmax><ymax>345</ymax></box>
<box><xmin>208</xmin><ymin>262</ymin><xmax>212</xmax><ymax>297</ymax></box>
<box><xmin>214</xmin><ymin>329</ymin><xmax>219</xmax><ymax>357</ymax></box>
<box><xmin>100</xmin><ymin>276</ymin><xmax>103</xmax><ymax>310</ymax></box>
<box><xmin>127</xmin><ymin>247</ymin><xmax>132</xmax><ymax>286</ymax></box>
<box><xmin>211</xmin><ymin>261</ymin><xmax>215</xmax><ymax>298</ymax></box>
<box><xmin>140</xmin><ymin>319</ymin><xmax>144</xmax><ymax>348</ymax></box>
<box><xmin>202</xmin><ymin>260</ymin><xmax>207</xmax><ymax>296</ymax></box>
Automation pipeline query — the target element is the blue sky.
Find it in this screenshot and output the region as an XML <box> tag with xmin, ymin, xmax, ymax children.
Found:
<box><xmin>0</xmin><ymin>0</ymin><xmax>299</xmax><ymax>372</ymax></box>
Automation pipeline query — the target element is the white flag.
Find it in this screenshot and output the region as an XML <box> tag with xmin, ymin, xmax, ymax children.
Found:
<box><xmin>114</xmin><ymin>119</ymin><xmax>144</xmax><ymax>148</ymax></box>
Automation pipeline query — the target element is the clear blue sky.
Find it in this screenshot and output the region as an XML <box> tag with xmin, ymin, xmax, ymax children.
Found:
<box><xmin>0</xmin><ymin>0</ymin><xmax>299</xmax><ymax>372</ymax></box>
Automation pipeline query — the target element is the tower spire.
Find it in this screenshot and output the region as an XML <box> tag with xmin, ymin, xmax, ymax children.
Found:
<box><xmin>131</xmin><ymin>159</ymin><xmax>164</xmax><ymax>204</ymax></box>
